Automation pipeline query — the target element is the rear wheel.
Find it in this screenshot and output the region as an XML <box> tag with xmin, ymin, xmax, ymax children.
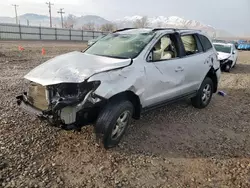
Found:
<box><xmin>94</xmin><ymin>100</ymin><xmax>134</xmax><ymax>149</ymax></box>
<box><xmin>191</xmin><ymin>77</ymin><xmax>213</xmax><ymax>109</ymax></box>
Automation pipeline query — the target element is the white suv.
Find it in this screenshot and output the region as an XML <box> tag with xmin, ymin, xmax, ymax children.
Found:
<box><xmin>16</xmin><ymin>28</ymin><xmax>221</xmax><ymax>149</ymax></box>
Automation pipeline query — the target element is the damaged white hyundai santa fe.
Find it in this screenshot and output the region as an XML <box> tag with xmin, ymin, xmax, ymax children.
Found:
<box><xmin>16</xmin><ymin>28</ymin><xmax>221</xmax><ymax>149</ymax></box>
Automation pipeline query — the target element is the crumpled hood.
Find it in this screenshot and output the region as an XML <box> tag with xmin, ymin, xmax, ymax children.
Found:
<box><xmin>217</xmin><ymin>52</ymin><xmax>231</xmax><ymax>60</ymax></box>
<box><xmin>24</xmin><ymin>51</ymin><xmax>131</xmax><ymax>86</ymax></box>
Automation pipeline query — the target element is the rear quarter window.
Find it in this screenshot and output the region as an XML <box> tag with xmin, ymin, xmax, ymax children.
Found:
<box><xmin>198</xmin><ymin>34</ymin><xmax>213</xmax><ymax>52</ymax></box>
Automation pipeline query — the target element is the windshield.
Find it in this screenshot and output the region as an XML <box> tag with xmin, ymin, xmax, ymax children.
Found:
<box><xmin>93</xmin><ymin>35</ymin><xmax>104</xmax><ymax>41</ymax></box>
<box><xmin>214</xmin><ymin>44</ymin><xmax>232</xmax><ymax>53</ymax></box>
<box><xmin>84</xmin><ymin>32</ymin><xmax>155</xmax><ymax>59</ymax></box>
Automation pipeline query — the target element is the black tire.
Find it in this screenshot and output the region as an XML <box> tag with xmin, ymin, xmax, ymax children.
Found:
<box><xmin>94</xmin><ymin>100</ymin><xmax>134</xmax><ymax>149</ymax></box>
<box><xmin>224</xmin><ymin>64</ymin><xmax>231</xmax><ymax>72</ymax></box>
<box><xmin>191</xmin><ymin>77</ymin><xmax>214</xmax><ymax>109</ymax></box>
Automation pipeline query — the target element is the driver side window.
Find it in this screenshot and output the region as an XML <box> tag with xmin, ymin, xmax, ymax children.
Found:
<box><xmin>150</xmin><ymin>35</ymin><xmax>178</xmax><ymax>61</ymax></box>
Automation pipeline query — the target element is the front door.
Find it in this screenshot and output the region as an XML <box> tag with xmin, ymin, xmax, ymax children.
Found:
<box><xmin>141</xmin><ymin>33</ymin><xmax>187</xmax><ymax>108</ymax></box>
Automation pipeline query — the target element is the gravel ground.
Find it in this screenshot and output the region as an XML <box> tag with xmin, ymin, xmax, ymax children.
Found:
<box><xmin>0</xmin><ymin>41</ymin><xmax>250</xmax><ymax>188</ymax></box>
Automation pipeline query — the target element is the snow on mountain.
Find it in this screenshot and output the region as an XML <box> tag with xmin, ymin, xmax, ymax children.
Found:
<box><xmin>75</xmin><ymin>15</ymin><xmax>111</xmax><ymax>27</ymax></box>
<box><xmin>115</xmin><ymin>15</ymin><xmax>216</xmax><ymax>37</ymax></box>
<box><xmin>0</xmin><ymin>13</ymin><xmax>233</xmax><ymax>37</ymax></box>
<box><xmin>123</xmin><ymin>15</ymin><xmax>143</xmax><ymax>22</ymax></box>
<box><xmin>19</xmin><ymin>13</ymin><xmax>49</xmax><ymax>20</ymax></box>
<box><xmin>117</xmin><ymin>15</ymin><xmax>212</xmax><ymax>29</ymax></box>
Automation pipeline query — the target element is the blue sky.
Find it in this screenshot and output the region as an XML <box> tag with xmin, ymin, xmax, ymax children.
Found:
<box><xmin>0</xmin><ymin>0</ymin><xmax>249</xmax><ymax>35</ymax></box>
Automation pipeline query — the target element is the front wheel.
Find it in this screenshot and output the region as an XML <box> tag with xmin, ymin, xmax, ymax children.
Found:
<box><xmin>191</xmin><ymin>77</ymin><xmax>213</xmax><ymax>109</ymax></box>
<box><xmin>94</xmin><ymin>100</ymin><xmax>134</xmax><ymax>149</ymax></box>
<box><xmin>224</xmin><ymin>64</ymin><xmax>231</xmax><ymax>72</ymax></box>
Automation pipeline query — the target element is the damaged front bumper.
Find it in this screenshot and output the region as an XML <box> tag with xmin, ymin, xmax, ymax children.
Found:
<box><xmin>219</xmin><ymin>59</ymin><xmax>233</xmax><ymax>70</ymax></box>
<box><xmin>16</xmin><ymin>94</ymin><xmax>44</xmax><ymax>116</ymax></box>
<box><xmin>16</xmin><ymin>90</ymin><xmax>106</xmax><ymax>130</ymax></box>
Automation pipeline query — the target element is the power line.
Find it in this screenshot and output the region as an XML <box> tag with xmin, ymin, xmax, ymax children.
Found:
<box><xmin>46</xmin><ymin>2</ymin><xmax>54</xmax><ymax>27</ymax></box>
<box><xmin>12</xmin><ymin>4</ymin><xmax>18</xmax><ymax>24</ymax></box>
<box><xmin>57</xmin><ymin>8</ymin><xmax>65</xmax><ymax>28</ymax></box>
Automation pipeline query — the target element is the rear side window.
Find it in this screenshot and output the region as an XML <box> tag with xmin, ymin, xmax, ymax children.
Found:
<box><xmin>198</xmin><ymin>34</ymin><xmax>213</xmax><ymax>51</ymax></box>
<box><xmin>180</xmin><ymin>35</ymin><xmax>200</xmax><ymax>56</ymax></box>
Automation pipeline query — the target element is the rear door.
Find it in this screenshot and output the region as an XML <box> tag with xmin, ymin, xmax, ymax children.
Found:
<box><xmin>176</xmin><ymin>33</ymin><xmax>213</xmax><ymax>95</ymax></box>
<box><xmin>198</xmin><ymin>34</ymin><xmax>220</xmax><ymax>71</ymax></box>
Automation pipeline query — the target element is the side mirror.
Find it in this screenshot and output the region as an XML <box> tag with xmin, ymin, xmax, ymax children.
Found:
<box><xmin>147</xmin><ymin>51</ymin><xmax>153</xmax><ymax>62</ymax></box>
<box><xmin>232</xmin><ymin>50</ymin><xmax>236</xmax><ymax>54</ymax></box>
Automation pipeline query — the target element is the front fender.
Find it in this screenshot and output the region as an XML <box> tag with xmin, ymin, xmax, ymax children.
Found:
<box><xmin>87</xmin><ymin>66</ymin><xmax>145</xmax><ymax>99</ymax></box>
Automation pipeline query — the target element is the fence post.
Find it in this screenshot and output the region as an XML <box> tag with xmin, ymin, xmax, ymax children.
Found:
<box><xmin>55</xmin><ymin>28</ymin><xmax>57</xmax><ymax>40</ymax></box>
<box><xmin>19</xmin><ymin>24</ymin><xmax>22</xmax><ymax>39</ymax></box>
<box><xmin>92</xmin><ymin>31</ymin><xmax>94</xmax><ymax>39</ymax></box>
<box><xmin>39</xmin><ymin>26</ymin><xmax>42</xmax><ymax>40</ymax></box>
<box><xmin>69</xmin><ymin>29</ymin><xmax>71</xmax><ymax>40</ymax></box>
<box><xmin>82</xmin><ymin>30</ymin><xmax>84</xmax><ymax>41</ymax></box>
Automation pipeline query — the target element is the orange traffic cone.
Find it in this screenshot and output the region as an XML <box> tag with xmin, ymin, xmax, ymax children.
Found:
<box><xmin>41</xmin><ymin>48</ymin><xmax>46</xmax><ymax>55</ymax></box>
<box><xmin>18</xmin><ymin>46</ymin><xmax>24</xmax><ymax>51</ymax></box>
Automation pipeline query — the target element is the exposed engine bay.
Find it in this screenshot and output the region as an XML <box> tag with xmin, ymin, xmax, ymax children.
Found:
<box><xmin>16</xmin><ymin>80</ymin><xmax>105</xmax><ymax>130</ymax></box>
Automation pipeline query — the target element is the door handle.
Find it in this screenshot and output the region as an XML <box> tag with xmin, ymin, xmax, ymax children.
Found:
<box><xmin>175</xmin><ymin>66</ymin><xmax>184</xmax><ymax>72</ymax></box>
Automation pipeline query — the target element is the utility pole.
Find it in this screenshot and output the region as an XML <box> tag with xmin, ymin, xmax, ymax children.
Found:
<box><xmin>57</xmin><ymin>8</ymin><xmax>65</xmax><ymax>28</ymax></box>
<box><xmin>12</xmin><ymin>4</ymin><xmax>18</xmax><ymax>24</ymax></box>
<box><xmin>46</xmin><ymin>2</ymin><xmax>54</xmax><ymax>27</ymax></box>
<box><xmin>27</xmin><ymin>19</ymin><xmax>29</xmax><ymax>26</ymax></box>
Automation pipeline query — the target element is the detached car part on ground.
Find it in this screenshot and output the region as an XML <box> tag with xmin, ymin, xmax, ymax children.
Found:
<box><xmin>213</xmin><ymin>42</ymin><xmax>238</xmax><ymax>72</ymax></box>
<box><xmin>17</xmin><ymin>28</ymin><xmax>221</xmax><ymax>149</ymax></box>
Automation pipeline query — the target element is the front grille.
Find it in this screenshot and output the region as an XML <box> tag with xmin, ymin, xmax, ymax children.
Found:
<box><xmin>27</xmin><ymin>82</ymin><xmax>48</xmax><ymax>110</ymax></box>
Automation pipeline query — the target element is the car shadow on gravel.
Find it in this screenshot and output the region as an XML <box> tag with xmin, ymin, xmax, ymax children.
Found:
<box><xmin>229</xmin><ymin>63</ymin><xmax>250</xmax><ymax>74</ymax></box>
<box><xmin>115</xmin><ymin>88</ymin><xmax>250</xmax><ymax>159</ymax></box>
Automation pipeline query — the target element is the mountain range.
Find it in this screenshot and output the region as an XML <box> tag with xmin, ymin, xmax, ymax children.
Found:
<box><xmin>0</xmin><ymin>13</ymin><xmax>233</xmax><ymax>38</ymax></box>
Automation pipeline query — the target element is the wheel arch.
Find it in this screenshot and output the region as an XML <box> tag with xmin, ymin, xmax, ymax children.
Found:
<box><xmin>107</xmin><ymin>91</ymin><xmax>142</xmax><ymax>120</ymax></box>
<box><xmin>205</xmin><ymin>67</ymin><xmax>218</xmax><ymax>93</ymax></box>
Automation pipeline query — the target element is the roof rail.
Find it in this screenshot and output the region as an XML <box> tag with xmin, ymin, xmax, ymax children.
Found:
<box><xmin>112</xmin><ymin>28</ymin><xmax>136</xmax><ymax>33</ymax></box>
<box><xmin>152</xmin><ymin>28</ymin><xmax>176</xmax><ymax>31</ymax></box>
<box><xmin>112</xmin><ymin>27</ymin><xmax>202</xmax><ymax>34</ymax></box>
<box><xmin>177</xmin><ymin>28</ymin><xmax>201</xmax><ymax>31</ymax></box>
<box><xmin>152</xmin><ymin>28</ymin><xmax>202</xmax><ymax>32</ymax></box>
<box><xmin>177</xmin><ymin>29</ymin><xmax>202</xmax><ymax>32</ymax></box>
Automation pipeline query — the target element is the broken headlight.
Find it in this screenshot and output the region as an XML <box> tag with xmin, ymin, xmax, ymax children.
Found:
<box><xmin>50</xmin><ymin>81</ymin><xmax>100</xmax><ymax>100</ymax></box>
<box><xmin>55</xmin><ymin>83</ymin><xmax>79</xmax><ymax>97</ymax></box>
<box><xmin>55</xmin><ymin>81</ymin><xmax>100</xmax><ymax>97</ymax></box>
<box><xmin>220</xmin><ymin>57</ymin><xmax>231</xmax><ymax>64</ymax></box>
<box><xmin>48</xmin><ymin>81</ymin><xmax>101</xmax><ymax>111</ymax></box>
